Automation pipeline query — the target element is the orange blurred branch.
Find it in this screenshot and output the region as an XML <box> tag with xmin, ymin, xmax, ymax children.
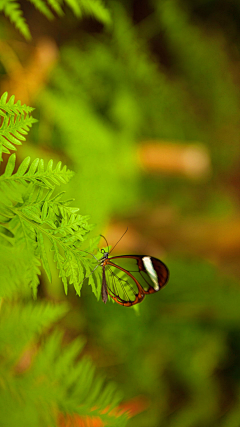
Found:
<box><xmin>0</xmin><ymin>38</ymin><xmax>58</xmax><ymax>104</ymax></box>
<box><xmin>138</xmin><ymin>140</ymin><xmax>211</xmax><ymax>178</ymax></box>
<box><xmin>58</xmin><ymin>395</ymin><xmax>149</xmax><ymax>427</ymax></box>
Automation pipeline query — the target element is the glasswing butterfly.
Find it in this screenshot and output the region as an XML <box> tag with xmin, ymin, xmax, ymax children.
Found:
<box><xmin>87</xmin><ymin>229</ymin><xmax>169</xmax><ymax>307</ymax></box>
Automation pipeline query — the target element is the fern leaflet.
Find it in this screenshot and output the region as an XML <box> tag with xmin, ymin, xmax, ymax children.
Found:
<box><xmin>0</xmin><ymin>92</ymin><xmax>34</xmax><ymax>116</ymax></box>
<box><xmin>0</xmin><ymin>92</ymin><xmax>100</xmax><ymax>301</ymax></box>
<box><xmin>0</xmin><ymin>0</ymin><xmax>31</xmax><ymax>40</ymax></box>
<box><xmin>0</xmin><ymin>154</ymin><xmax>74</xmax><ymax>206</ymax></box>
<box><xmin>0</xmin><ymin>92</ymin><xmax>37</xmax><ymax>161</ymax></box>
<box><xmin>0</xmin><ymin>0</ymin><xmax>111</xmax><ymax>39</ymax></box>
<box><xmin>1</xmin><ymin>183</ymin><xmax>96</xmax><ymax>296</ymax></box>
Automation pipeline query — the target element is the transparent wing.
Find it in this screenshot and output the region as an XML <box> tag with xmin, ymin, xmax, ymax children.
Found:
<box><xmin>107</xmin><ymin>255</ymin><xmax>169</xmax><ymax>295</ymax></box>
<box><xmin>104</xmin><ymin>262</ymin><xmax>145</xmax><ymax>307</ymax></box>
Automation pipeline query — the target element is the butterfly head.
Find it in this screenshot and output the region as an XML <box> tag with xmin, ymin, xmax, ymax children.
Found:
<box><xmin>100</xmin><ymin>248</ymin><xmax>109</xmax><ymax>265</ymax></box>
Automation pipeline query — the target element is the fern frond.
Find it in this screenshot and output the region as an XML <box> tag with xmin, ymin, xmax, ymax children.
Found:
<box><xmin>28</xmin><ymin>0</ymin><xmax>54</xmax><ymax>19</ymax></box>
<box><xmin>36</xmin><ymin>230</ymin><xmax>52</xmax><ymax>282</ymax></box>
<box><xmin>52</xmin><ymin>239</ymin><xmax>68</xmax><ymax>293</ymax></box>
<box><xmin>86</xmin><ymin>260</ymin><xmax>102</xmax><ymax>299</ymax></box>
<box><xmin>0</xmin><ymin>113</ymin><xmax>36</xmax><ymax>153</ymax></box>
<box><xmin>3</xmin><ymin>185</ymin><xmax>96</xmax><ymax>295</ymax></box>
<box><xmin>1</xmin><ymin>0</ymin><xmax>111</xmax><ymax>40</ymax></box>
<box><xmin>0</xmin><ymin>92</ymin><xmax>34</xmax><ymax>116</ymax></box>
<box><xmin>0</xmin><ymin>244</ymin><xmax>30</xmax><ymax>298</ymax></box>
<box><xmin>64</xmin><ymin>0</ymin><xmax>111</xmax><ymax>24</ymax></box>
<box><xmin>0</xmin><ymin>92</ymin><xmax>99</xmax><ymax>298</ymax></box>
<box><xmin>0</xmin><ymin>224</ymin><xmax>14</xmax><ymax>245</ymax></box>
<box><xmin>33</xmin><ymin>331</ymin><xmax>127</xmax><ymax>425</ymax></box>
<box><xmin>0</xmin><ymin>0</ymin><xmax>31</xmax><ymax>40</ymax></box>
<box><xmin>0</xmin><ymin>93</ymin><xmax>37</xmax><ymax>161</ymax></box>
<box><xmin>0</xmin><ymin>304</ymin><xmax>127</xmax><ymax>426</ymax></box>
<box><xmin>0</xmin><ymin>155</ymin><xmax>74</xmax><ymax>206</ymax></box>
<box><xmin>46</xmin><ymin>0</ymin><xmax>64</xmax><ymax>16</ymax></box>
<box><xmin>0</xmin><ymin>302</ymin><xmax>68</xmax><ymax>362</ymax></box>
<box><xmin>0</xmin><ymin>157</ymin><xmax>94</xmax><ymax>297</ymax></box>
<box><xmin>14</xmin><ymin>213</ymin><xmax>41</xmax><ymax>295</ymax></box>
<box><xmin>26</xmin><ymin>254</ymin><xmax>41</xmax><ymax>298</ymax></box>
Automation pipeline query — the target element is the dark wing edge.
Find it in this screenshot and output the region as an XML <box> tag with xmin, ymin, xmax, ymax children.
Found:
<box><xmin>109</xmin><ymin>255</ymin><xmax>169</xmax><ymax>294</ymax></box>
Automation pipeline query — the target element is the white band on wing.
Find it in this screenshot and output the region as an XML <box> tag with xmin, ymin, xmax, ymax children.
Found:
<box><xmin>142</xmin><ymin>256</ymin><xmax>159</xmax><ymax>291</ymax></box>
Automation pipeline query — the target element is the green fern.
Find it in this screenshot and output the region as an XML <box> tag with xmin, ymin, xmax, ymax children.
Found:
<box><xmin>65</xmin><ymin>0</ymin><xmax>111</xmax><ymax>22</ymax></box>
<box><xmin>0</xmin><ymin>0</ymin><xmax>31</xmax><ymax>39</ymax></box>
<box><xmin>34</xmin><ymin>331</ymin><xmax>126</xmax><ymax>423</ymax></box>
<box><xmin>0</xmin><ymin>154</ymin><xmax>74</xmax><ymax>204</ymax></box>
<box><xmin>0</xmin><ymin>92</ymin><xmax>100</xmax><ymax>300</ymax></box>
<box><xmin>0</xmin><ymin>245</ymin><xmax>32</xmax><ymax>297</ymax></box>
<box><xmin>46</xmin><ymin>0</ymin><xmax>63</xmax><ymax>16</ymax></box>
<box><xmin>0</xmin><ymin>92</ymin><xmax>126</xmax><ymax>426</ymax></box>
<box><xmin>0</xmin><ymin>92</ymin><xmax>37</xmax><ymax>161</ymax></box>
<box><xmin>0</xmin><ymin>175</ymin><xmax>96</xmax><ymax>297</ymax></box>
<box><xmin>0</xmin><ymin>301</ymin><xmax>68</xmax><ymax>361</ymax></box>
<box><xmin>28</xmin><ymin>0</ymin><xmax>55</xmax><ymax>19</ymax></box>
<box><xmin>0</xmin><ymin>92</ymin><xmax>34</xmax><ymax>116</ymax></box>
<box><xmin>0</xmin><ymin>0</ymin><xmax>111</xmax><ymax>40</ymax></box>
<box><xmin>0</xmin><ymin>301</ymin><xmax>127</xmax><ymax>427</ymax></box>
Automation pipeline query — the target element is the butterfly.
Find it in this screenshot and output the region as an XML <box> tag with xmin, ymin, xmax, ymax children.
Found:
<box><xmin>90</xmin><ymin>229</ymin><xmax>169</xmax><ymax>307</ymax></box>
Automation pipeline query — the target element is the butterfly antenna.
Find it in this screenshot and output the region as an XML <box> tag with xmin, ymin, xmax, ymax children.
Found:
<box><xmin>79</xmin><ymin>249</ymin><xmax>98</xmax><ymax>261</ymax></box>
<box><xmin>109</xmin><ymin>227</ymin><xmax>128</xmax><ymax>254</ymax></box>
<box><xmin>100</xmin><ymin>234</ymin><xmax>110</xmax><ymax>253</ymax></box>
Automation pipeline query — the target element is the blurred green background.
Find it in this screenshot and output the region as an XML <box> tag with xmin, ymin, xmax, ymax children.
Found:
<box><xmin>1</xmin><ymin>0</ymin><xmax>240</xmax><ymax>425</ymax></box>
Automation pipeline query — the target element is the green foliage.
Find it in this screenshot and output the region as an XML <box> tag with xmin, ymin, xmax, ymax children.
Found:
<box><xmin>0</xmin><ymin>245</ymin><xmax>31</xmax><ymax>297</ymax></box>
<box><xmin>0</xmin><ymin>0</ymin><xmax>111</xmax><ymax>40</ymax></box>
<box><xmin>0</xmin><ymin>92</ymin><xmax>37</xmax><ymax>161</ymax></box>
<box><xmin>1</xmin><ymin>1</ymin><xmax>240</xmax><ymax>425</ymax></box>
<box><xmin>0</xmin><ymin>91</ymin><xmax>127</xmax><ymax>426</ymax></box>
<box><xmin>0</xmin><ymin>92</ymin><xmax>100</xmax><ymax>299</ymax></box>
<box><xmin>0</xmin><ymin>154</ymin><xmax>75</xmax><ymax>202</ymax></box>
<box><xmin>33</xmin><ymin>0</ymin><xmax>239</xmax><ymax>229</ymax></box>
<box><xmin>0</xmin><ymin>0</ymin><xmax>31</xmax><ymax>39</ymax></box>
<box><xmin>0</xmin><ymin>300</ymin><xmax>127</xmax><ymax>427</ymax></box>
<box><xmin>0</xmin><ymin>155</ymin><xmax>96</xmax><ymax>297</ymax></box>
<box><xmin>156</xmin><ymin>0</ymin><xmax>238</xmax><ymax>118</ymax></box>
<box><xmin>154</xmin><ymin>0</ymin><xmax>240</xmax><ymax>168</ymax></box>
